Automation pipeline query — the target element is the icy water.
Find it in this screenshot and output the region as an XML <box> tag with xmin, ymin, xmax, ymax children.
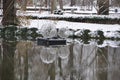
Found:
<box><xmin>0</xmin><ymin>40</ymin><xmax>120</xmax><ymax>80</ymax></box>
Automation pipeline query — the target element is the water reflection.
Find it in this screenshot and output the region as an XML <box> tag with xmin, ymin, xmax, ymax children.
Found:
<box><xmin>58</xmin><ymin>45</ymin><xmax>70</xmax><ymax>59</ymax></box>
<box><xmin>0</xmin><ymin>40</ymin><xmax>120</xmax><ymax>80</ymax></box>
<box><xmin>40</xmin><ymin>47</ymin><xmax>56</xmax><ymax>64</ymax></box>
<box><xmin>1</xmin><ymin>41</ymin><xmax>16</xmax><ymax>80</ymax></box>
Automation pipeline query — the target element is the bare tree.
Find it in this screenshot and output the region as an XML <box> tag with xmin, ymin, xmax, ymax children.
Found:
<box><xmin>81</xmin><ymin>0</ymin><xmax>85</xmax><ymax>10</ymax></box>
<box><xmin>97</xmin><ymin>0</ymin><xmax>109</xmax><ymax>15</ymax></box>
<box><xmin>2</xmin><ymin>0</ymin><xmax>18</xmax><ymax>25</ymax></box>
<box><xmin>58</xmin><ymin>0</ymin><xmax>63</xmax><ymax>10</ymax></box>
<box><xmin>51</xmin><ymin>0</ymin><xmax>57</xmax><ymax>13</ymax></box>
<box><xmin>70</xmin><ymin>0</ymin><xmax>76</xmax><ymax>6</ymax></box>
<box><xmin>93</xmin><ymin>0</ymin><xmax>109</xmax><ymax>15</ymax></box>
<box><xmin>111</xmin><ymin>0</ymin><xmax>120</xmax><ymax>7</ymax></box>
<box><xmin>21</xmin><ymin>0</ymin><xmax>28</xmax><ymax>11</ymax></box>
<box><xmin>44</xmin><ymin>0</ymin><xmax>47</xmax><ymax>7</ymax></box>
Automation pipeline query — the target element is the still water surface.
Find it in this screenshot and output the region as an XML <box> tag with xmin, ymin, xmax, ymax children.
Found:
<box><xmin>0</xmin><ymin>40</ymin><xmax>120</xmax><ymax>80</ymax></box>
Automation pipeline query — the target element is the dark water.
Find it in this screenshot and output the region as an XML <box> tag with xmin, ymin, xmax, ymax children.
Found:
<box><xmin>0</xmin><ymin>40</ymin><xmax>120</xmax><ymax>80</ymax></box>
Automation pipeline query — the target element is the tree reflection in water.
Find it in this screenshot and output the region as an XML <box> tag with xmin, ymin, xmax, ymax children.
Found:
<box><xmin>1</xmin><ymin>41</ymin><xmax>16</xmax><ymax>80</ymax></box>
<box><xmin>0</xmin><ymin>39</ymin><xmax>120</xmax><ymax>80</ymax></box>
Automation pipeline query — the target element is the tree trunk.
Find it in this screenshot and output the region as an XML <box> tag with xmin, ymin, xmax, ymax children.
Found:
<box><xmin>51</xmin><ymin>0</ymin><xmax>57</xmax><ymax>13</ymax></box>
<box><xmin>21</xmin><ymin>0</ymin><xmax>27</xmax><ymax>11</ymax></box>
<box><xmin>98</xmin><ymin>0</ymin><xmax>109</xmax><ymax>15</ymax></box>
<box><xmin>2</xmin><ymin>0</ymin><xmax>18</xmax><ymax>25</ymax></box>
<box><xmin>45</xmin><ymin>0</ymin><xmax>48</xmax><ymax>7</ymax></box>
<box><xmin>70</xmin><ymin>0</ymin><xmax>76</xmax><ymax>6</ymax></box>
<box><xmin>58</xmin><ymin>0</ymin><xmax>63</xmax><ymax>10</ymax></box>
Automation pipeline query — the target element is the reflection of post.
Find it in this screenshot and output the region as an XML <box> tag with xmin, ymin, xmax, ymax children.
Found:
<box><xmin>16</xmin><ymin>41</ymin><xmax>33</xmax><ymax>80</ymax></box>
<box><xmin>68</xmin><ymin>43</ymin><xmax>74</xmax><ymax>80</ymax></box>
<box><xmin>49</xmin><ymin>63</ymin><xmax>55</xmax><ymax>80</ymax></box>
<box><xmin>24</xmin><ymin>51</ymin><xmax>28</xmax><ymax>80</ymax></box>
<box><xmin>1</xmin><ymin>41</ymin><xmax>16</xmax><ymax>80</ymax></box>
<box><xmin>58</xmin><ymin>57</ymin><xmax>62</xmax><ymax>76</ymax></box>
<box><xmin>108</xmin><ymin>46</ymin><xmax>120</xmax><ymax>80</ymax></box>
<box><xmin>0</xmin><ymin>44</ymin><xmax>2</xmax><ymax>80</ymax></box>
<box><xmin>96</xmin><ymin>47</ymin><xmax>108</xmax><ymax>80</ymax></box>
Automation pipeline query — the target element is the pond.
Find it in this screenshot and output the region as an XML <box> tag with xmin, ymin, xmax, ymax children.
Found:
<box><xmin>0</xmin><ymin>24</ymin><xmax>119</xmax><ymax>80</ymax></box>
<box><xmin>0</xmin><ymin>39</ymin><xmax>120</xmax><ymax>80</ymax></box>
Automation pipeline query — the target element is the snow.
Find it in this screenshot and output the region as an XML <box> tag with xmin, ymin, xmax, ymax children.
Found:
<box><xmin>40</xmin><ymin>23</ymin><xmax>57</xmax><ymax>38</ymax></box>
<box><xmin>0</xmin><ymin>9</ymin><xmax>3</xmax><ymax>15</ymax></box>
<box><xmin>24</xmin><ymin>19</ymin><xmax>120</xmax><ymax>41</ymax></box>
<box><xmin>0</xmin><ymin>6</ymin><xmax>120</xmax><ymax>46</ymax></box>
<box><xmin>18</xmin><ymin>11</ymin><xmax>120</xmax><ymax>19</ymax></box>
<box><xmin>40</xmin><ymin>47</ymin><xmax>57</xmax><ymax>64</ymax></box>
<box><xmin>17</xmin><ymin>6</ymin><xmax>120</xmax><ymax>19</ymax></box>
<box><xmin>26</xmin><ymin>19</ymin><xmax>120</xmax><ymax>32</ymax></box>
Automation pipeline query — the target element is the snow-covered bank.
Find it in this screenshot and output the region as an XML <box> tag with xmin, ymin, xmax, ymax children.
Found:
<box><xmin>18</xmin><ymin>12</ymin><xmax>120</xmax><ymax>19</ymax></box>
<box><xmin>26</xmin><ymin>19</ymin><xmax>120</xmax><ymax>39</ymax></box>
<box><xmin>17</xmin><ymin>6</ymin><xmax>120</xmax><ymax>19</ymax></box>
<box><xmin>17</xmin><ymin>11</ymin><xmax>120</xmax><ymax>24</ymax></box>
<box><xmin>27</xmin><ymin>19</ymin><xmax>120</xmax><ymax>31</ymax></box>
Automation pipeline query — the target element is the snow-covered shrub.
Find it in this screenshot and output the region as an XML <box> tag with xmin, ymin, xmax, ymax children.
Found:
<box><xmin>80</xmin><ymin>29</ymin><xmax>91</xmax><ymax>39</ymax></box>
<box><xmin>58</xmin><ymin>27</ymin><xmax>73</xmax><ymax>38</ymax></box>
<box><xmin>89</xmin><ymin>30</ymin><xmax>105</xmax><ymax>39</ymax></box>
<box><xmin>89</xmin><ymin>31</ymin><xmax>98</xmax><ymax>38</ymax></box>
<box><xmin>104</xmin><ymin>31</ymin><xmax>120</xmax><ymax>39</ymax></box>
<box><xmin>96</xmin><ymin>30</ymin><xmax>105</xmax><ymax>38</ymax></box>
<box><xmin>40</xmin><ymin>47</ymin><xmax>57</xmax><ymax>64</ymax></box>
<box><xmin>74</xmin><ymin>29</ymin><xmax>83</xmax><ymax>37</ymax></box>
<box><xmin>1</xmin><ymin>26</ymin><xmax>17</xmax><ymax>40</ymax></box>
<box><xmin>40</xmin><ymin>23</ymin><xmax>57</xmax><ymax>38</ymax></box>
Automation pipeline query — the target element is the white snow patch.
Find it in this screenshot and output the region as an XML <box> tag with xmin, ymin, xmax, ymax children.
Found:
<box><xmin>26</xmin><ymin>19</ymin><xmax>120</xmax><ymax>32</ymax></box>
